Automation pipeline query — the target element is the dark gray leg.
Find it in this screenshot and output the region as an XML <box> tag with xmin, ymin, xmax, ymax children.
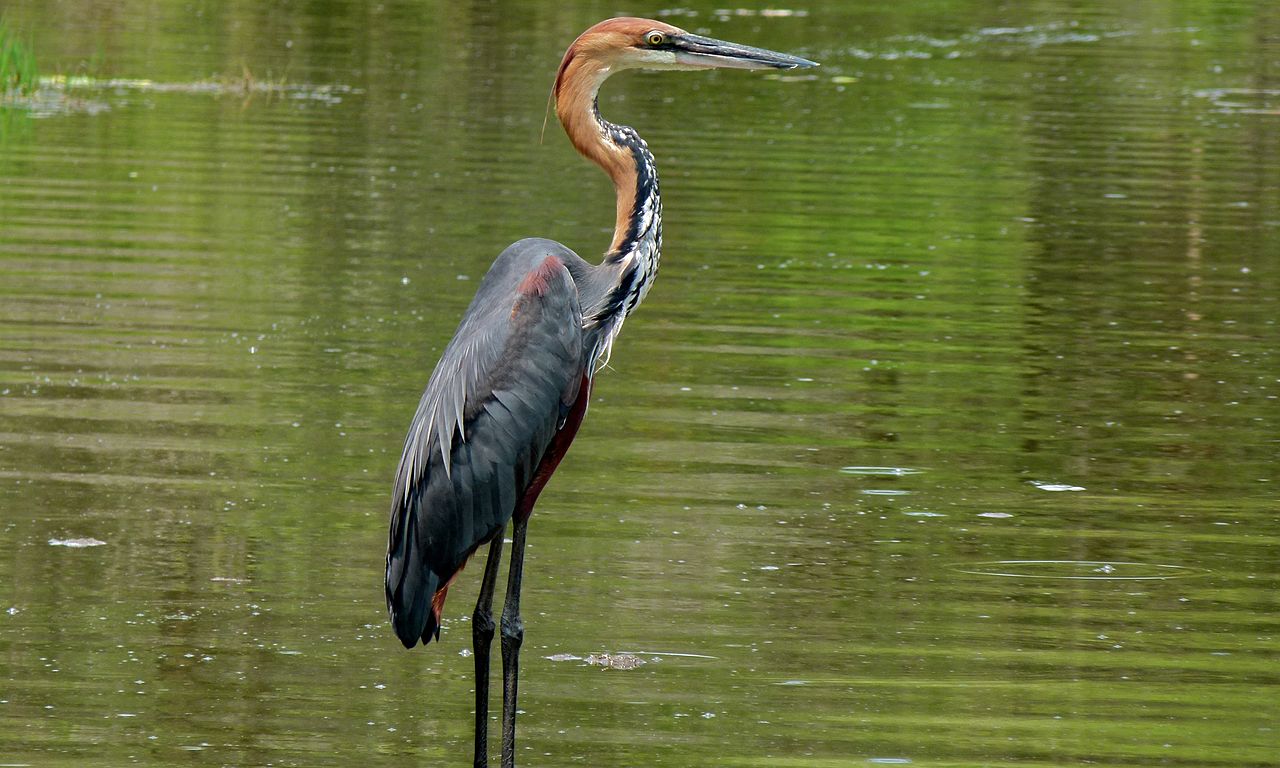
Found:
<box><xmin>472</xmin><ymin>529</ymin><xmax>505</xmax><ymax>768</ymax></box>
<box><xmin>500</xmin><ymin>516</ymin><xmax>528</xmax><ymax>768</ymax></box>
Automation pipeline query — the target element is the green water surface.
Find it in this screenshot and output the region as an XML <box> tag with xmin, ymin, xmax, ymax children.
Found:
<box><xmin>1</xmin><ymin>1</ymin><xmax>1276</xmax><ymax>766</ymax></box>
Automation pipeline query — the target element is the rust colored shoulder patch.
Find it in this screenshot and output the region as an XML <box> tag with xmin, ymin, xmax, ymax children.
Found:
<box><xmin>516</xmin><ymin>255</ymin><xmax>565</xmax><ymax>298</ymax></box>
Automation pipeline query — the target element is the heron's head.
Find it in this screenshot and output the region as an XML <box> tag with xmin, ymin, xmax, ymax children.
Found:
<box><xmin>554</xmin><ymin>17</ymin><xmax>817</xmax><ymax>104</ymax></box>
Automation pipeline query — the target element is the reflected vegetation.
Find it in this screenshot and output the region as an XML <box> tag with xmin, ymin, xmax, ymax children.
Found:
<box><xmin>1</xmin><ymin>1</ymin><xmax>1277</xmax><ymax>767</ymax></box>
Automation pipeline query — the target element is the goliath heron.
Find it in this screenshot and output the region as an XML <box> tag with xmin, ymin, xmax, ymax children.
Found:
<box><xmin>385</xmin><ymin>17</ymin><xmax>816</xmax><ymax>767</ymax></box>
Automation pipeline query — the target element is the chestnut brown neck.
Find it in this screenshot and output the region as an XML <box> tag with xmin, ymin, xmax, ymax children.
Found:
<box><xmin>553</xmin><ymin>48</ymin><xmax>664</xmax><ymax>364</ymax></box>
<box><xmin>554</xmin><ymin>53</ymin><xmax>658</xmax><ymax>257</ymax></box>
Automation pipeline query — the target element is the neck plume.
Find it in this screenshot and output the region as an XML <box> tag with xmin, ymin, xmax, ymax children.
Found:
<box><xmin>554</xmin><ymin>41</ymin><xmax>664</xmax><ymax>363</ymax></box>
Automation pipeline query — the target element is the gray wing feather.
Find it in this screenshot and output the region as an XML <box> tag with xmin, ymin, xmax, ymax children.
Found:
<box><xmin>401</xmin><ymin>323</ymin><xmax>500</xmax><ymax>488</ymax></box>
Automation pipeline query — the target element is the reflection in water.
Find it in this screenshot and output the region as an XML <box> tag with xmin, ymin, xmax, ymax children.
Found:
<box><xmin>1</xmin><ymin>1</ymin><xmax>1277</xmax><ymax>767</ymax></box>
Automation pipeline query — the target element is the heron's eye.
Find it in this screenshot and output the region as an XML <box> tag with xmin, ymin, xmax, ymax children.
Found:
<box><xmin>645</xmin><ymin>31</ymin><xmax>666</xmax><ymax>46</ymax></box>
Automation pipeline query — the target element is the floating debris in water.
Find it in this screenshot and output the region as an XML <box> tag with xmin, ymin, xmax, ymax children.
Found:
<box><xmin>48</xmin><ymin>537</ymin><xmax>106</xmax><ymax>548</ymax></box>
<box><xmin>585</xmin><ymin>653</ymin><xmax>646</xmax><ymax>670</ymax></box>
<box><xmin>977</xmin><ymin>512</ymin><xmax>1014</xmax><ymax>518</ymax></box>
<box><xmin>1030</xmin><ymin>481</ymin><xmax>1085</xmax><ymax>492</ymax></box>
<box><xmin>544</xmin><ymin>653</ymin><xmax>582</xmax><ymax>663</ymax></box>
<box><xmin>861</xmin><ymin>489</ymin><xmax>911</xmax><ymax>496</ymax></box>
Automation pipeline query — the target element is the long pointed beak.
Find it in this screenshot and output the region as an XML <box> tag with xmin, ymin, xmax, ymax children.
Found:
<box><xmin>670</xmin><ymin>33</ymin><xmax>818</xmax><ymax>70</ymax></box>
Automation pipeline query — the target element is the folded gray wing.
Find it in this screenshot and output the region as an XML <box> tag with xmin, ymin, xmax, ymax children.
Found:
<box><xmin>386</xmin><ymin>241</ymin><xmax>586</xmax><ymax>647</ymax></box>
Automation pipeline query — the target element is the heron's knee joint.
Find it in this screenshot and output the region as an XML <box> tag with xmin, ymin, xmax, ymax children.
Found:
<box><xmin>473</xmin><ymin>610</ymin><xmax>495</xmax><ymax>640</ymax></box>
<box><xmin>500</xmin><ymin>615</ymin><xmax>523</xmax><ymax>646</ymax></box>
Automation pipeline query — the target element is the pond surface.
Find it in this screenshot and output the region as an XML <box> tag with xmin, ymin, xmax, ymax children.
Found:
<box><xmin>1</xmin><ymin>1</ymin><xmax>1277</xmax><ymax>766</ymax></box>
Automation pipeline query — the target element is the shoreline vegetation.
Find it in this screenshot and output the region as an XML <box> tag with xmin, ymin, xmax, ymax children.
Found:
<box><xmin>4</xmin><ymin>19</ymin><xmax>336</xmax><ymax>114</ymax></box>
<box><xmin>0</xmin><ymin>16</ymin><xmax>39</xmax><ymax>98</ymax></box>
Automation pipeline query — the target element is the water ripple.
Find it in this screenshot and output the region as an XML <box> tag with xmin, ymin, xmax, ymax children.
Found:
<box><xmin>953</xmin><ymin>560</ymin><xmax>1206</xmax><ymax>581</ymax></box>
